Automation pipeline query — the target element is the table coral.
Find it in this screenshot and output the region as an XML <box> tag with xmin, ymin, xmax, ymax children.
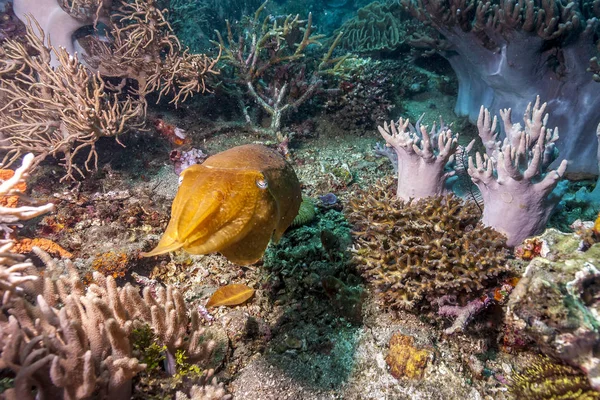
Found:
<box><xmin>385</xmin><ymin>332</ymin><xmax>429</xmax><ymax>379</ymax></box>
<box><xmin>347</xmin><ymin>179</ymin><xmax>510</xmax><ymax>312</ymax></box>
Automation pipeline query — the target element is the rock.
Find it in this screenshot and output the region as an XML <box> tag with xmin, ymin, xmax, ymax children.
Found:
<box><xmin>506</xmin><ymin>228</ymin><xmax>600</xmax><ymax>390</ymax></box>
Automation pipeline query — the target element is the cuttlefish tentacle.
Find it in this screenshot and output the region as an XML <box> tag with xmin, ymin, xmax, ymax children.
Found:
<box><xmin>142</xmin><ymin>144</ymin><xmax>302</xmax><ymax>265</ymax></box>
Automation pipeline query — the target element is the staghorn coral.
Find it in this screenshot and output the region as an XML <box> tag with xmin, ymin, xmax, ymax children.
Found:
<box><xmin>347</xmin><ymin>178</ymin><xmax>510</xmax><ymax>313</ymax></box>
<box><xmin>510</xmin><ymin>357</ymin><xmax>600</xmax><ymax>399</ymax></box>
<box><xmin>214</xmin><ymin>1</ymin><xmax>350</xmax><ymax>139</ymax></box>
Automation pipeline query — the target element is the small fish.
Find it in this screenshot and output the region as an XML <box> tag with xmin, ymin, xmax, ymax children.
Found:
<box><xmin>142</xmin><ymin>144</ymin><xmax>302</xmax><ymax>265</ymax></box>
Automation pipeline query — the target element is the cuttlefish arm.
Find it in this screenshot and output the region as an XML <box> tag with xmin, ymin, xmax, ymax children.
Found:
<box><xmin>142</xmin><ymin>144</ymin><xmax>302</xmax><ymax>265</ymax></box>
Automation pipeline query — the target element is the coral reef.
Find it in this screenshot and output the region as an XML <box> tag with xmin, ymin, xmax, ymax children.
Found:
<box><xmin>85</xmin><ymin>0</ymin><xmax>220</xmax><ymax>106</ymax></box>
<box><xmin>0</xmin><ymin>23</ymin><xmax>144</xmax><ymax>180</ymax></box>
<box><xmin>12</xmin><ymin>0</ymin><xmax>111</xmax><ymax>66</ymax></box>
<box><xmin>168</xmin><ymin>0</ymin><xmax>264</xmax><ymax>53</ymax></box>
<box><xmin>347</xmin><ymin>179</ymin><xmax>511</xmax><ymax>319</ymax></box>
<box><xmin>214</xmin><ymin>2</ymin><xmax>350</xmax><ymax>138</ymax></box>
<box><xmin>506</xmin><ymin>228</ymin><xmax>600</xmax><ymax>390</ymax></box>
<box><xmin>0</xmin><ymin>155</ymin><xmax>229</xmax><ymax>398</ymax></box>
<box><xmin>403</xmin><ymin>0</ymin><xmax>600</xmax><ymax>175</ymax></box>
<box><xmin>12</xmin><ymin>238</ymin><xmax>72</xmax><ymax>258</ymax></box>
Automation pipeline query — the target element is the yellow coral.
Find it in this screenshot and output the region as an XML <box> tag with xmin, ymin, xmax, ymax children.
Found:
<box><xmin>385</xmin><ymin>333</ymin><xmax>429</xmax><ymax>379</ymax></box>
<box><xmin>510</xmin><ymin>357</ymin><xmax>600</xmax><ymax>399</ymax></box>
<box><xmin>91</xmin><ymin>251</ymin><xmax>129</xmax><ymax>278</ymax></box>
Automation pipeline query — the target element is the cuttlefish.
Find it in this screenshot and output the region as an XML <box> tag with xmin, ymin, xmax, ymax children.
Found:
<box><xmin>142</xmin><ymin>144</ymin><xmax>302</xmax><ymax>265</ymax></box>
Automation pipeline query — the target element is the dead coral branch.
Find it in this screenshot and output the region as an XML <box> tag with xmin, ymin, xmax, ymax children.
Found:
<box><xmin>214</xmin><ymin>0</ymin><xmax>350</xmax><ymax>138</ymax></box>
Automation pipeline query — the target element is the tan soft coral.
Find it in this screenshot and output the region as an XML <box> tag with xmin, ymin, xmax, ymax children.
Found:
<box><xmin>347</xmin><ymin>179</ymin><xmax>510</xmax><ymax>311</ymax></box>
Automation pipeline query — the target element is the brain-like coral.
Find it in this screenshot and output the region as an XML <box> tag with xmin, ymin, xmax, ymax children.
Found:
<box><xmin>334</xmin><ymin>1</ymin><xmax>421</xmax><ymax>53</ymax></box>
<box><xmin>347</xmin><ymin>179</ymin><xmax>510</xmax><ymax>311</ymax></box>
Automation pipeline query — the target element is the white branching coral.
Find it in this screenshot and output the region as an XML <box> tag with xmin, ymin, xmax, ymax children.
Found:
<box><xmin>378</xmin><ymin>116</ymin><xmax>459</xmax><ymax>201</ymax></box>
<box><xmin>467</xmin><ymin>96</ymin><xmax>568</xmax><ymax>246</ymax></box>
<box><xmin>0</xmin><ymin>153</ymin><xmax>54</xmax><ymax>303</ymax></box>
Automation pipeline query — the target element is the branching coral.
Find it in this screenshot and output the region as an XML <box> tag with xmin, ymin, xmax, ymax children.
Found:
<box><xmin>85</xmin><ymin>0</ymin><xmax>220</xmax><ymax>106</ymax></box>
<box><xmin>0</xmin><ymin>21</ymin><xmax>144</xmax><ymax>181</ymax></box>
<box><xmin>13</xmin><ymin>0</ymin><xmax>112</xmax><ymax>66</ymax></box>
<box><xmin>403</xmin><ymin>0</ymin><xmax>600</xmax><ymax>174</ymax></box>
<box><xmin>467</xmin><ymin>97</ymin><xmax>568</xmax><ymax>246</ymax></box>
<box><xmin>0</xmin><ymin>251</ymin><xmax>224</xmax><ymax>398</ymax></box>
<box><xmin>347</xmin><ymin>179</ymin><xmax>510</xmax><ymax>314</ymax></box>
<box><xmin>214</xmin><ymin>0</ymin><xmax>350</xmax><ymax>139</ymax></box>
<box><xmin>0</xmin><ymin>155</ymin><xmax>225</xmax><ymax>397</ymax></box>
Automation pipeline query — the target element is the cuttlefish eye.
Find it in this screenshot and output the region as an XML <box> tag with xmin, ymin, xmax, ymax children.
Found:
<box><xmin>256</xmin><ymin>177</ymin><xmax>268</xmax><ymax>189</ymax></box>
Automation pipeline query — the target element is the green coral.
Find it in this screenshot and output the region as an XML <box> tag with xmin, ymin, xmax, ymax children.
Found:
<box><xmin>131</xmin><ymin>324</ymin><xmax>167</xmax><ymax>373</ymax></box>
<box><xmin>334</xmin><ymin>1</ymin><xmax>419</xmax><ymax>53</ymax></box>
<box><xmin>510</xmin><ymin>357</ymin><xmax>600</xmax><ymax>399</ymax></box>
<box><xmin>174</xmin><ymin>349</ymin><xmax>204</xmax><ymax>379</ymax></box>
<box><xmin>292</xmin><ymin>196</ymin><xmax>317</xmax><ymax>227</ymax></box>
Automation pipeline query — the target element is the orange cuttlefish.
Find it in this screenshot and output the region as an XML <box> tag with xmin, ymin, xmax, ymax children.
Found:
<box><xmin>142</xmin><ymin>144</ymin><xmax>302</xmax><ymax>265</ymax></box>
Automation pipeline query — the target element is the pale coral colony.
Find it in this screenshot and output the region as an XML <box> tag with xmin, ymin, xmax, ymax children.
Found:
<box><xmin>0</xmin><ymin>0</ymin><xmax>600</xmax><ymax>399</ymax></box>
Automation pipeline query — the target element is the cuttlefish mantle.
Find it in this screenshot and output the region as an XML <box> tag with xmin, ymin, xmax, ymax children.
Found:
<box><xmin>142</xmin><ymin>144</ymin><xmax>302</xmax><ymax>265</ymax></box>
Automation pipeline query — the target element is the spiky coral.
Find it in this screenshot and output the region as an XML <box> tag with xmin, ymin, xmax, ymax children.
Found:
<box><xmin>347</xmin><ymin>179</ymin><xmax>510</xmax><ymax>311</ymax></box>
<box><xmin>510</xmin><ymin>357</ymin><xmax>600</xmax><ymax>399</ymax></box>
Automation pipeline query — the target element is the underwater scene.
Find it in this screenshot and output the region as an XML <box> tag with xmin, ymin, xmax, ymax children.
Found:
<box><xmin>1</xmin><ymin>0</ymin><xmax>600</xmax><ymax>398</ymax></box>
